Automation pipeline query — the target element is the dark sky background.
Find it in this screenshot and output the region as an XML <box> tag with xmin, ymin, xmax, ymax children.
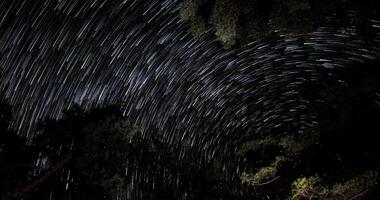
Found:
<box><xmin>1</xmin><ymin>0</ymin><xmax>380</xmax><ymax>162</ymax></box>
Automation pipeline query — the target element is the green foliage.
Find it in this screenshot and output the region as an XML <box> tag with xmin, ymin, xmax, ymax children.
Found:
<box><xmin>1</xmin><ymin>104</ymin><xmax>240</xmax><ymax>200</ymax></box>
<box><xmin>3</xmin><ymin>61</ymin><xmax>380</xmax><ymax>199</ymax></box>
<box><xmin>236</xmin><ymin>136</ymin><xmax>277</xmax><ymax>156</ymax></box>
<box><xmin>209</xmin><ymin>0</ymin><xmax>239</xmax><ymax>48</ymax></box>
<box><xmin>279</xmin><ymin>130</ymin><xmax>319</xmax><ymax>155</ymax></box>
<box><xmin>291</xmin><ymin>176</ymin><xmax>327</xmax><ymax>200</ymax></box>
<box><xmin>180</xmin><ymin>0</ymin><xmax>378</xmax><ymax>48</ymax></box>
<box><xmin>179</xmin><ymin>0</ymin><xmax>210</xmax><ymax>39</ymax></box>
<box><xmin>241</xmin><ymin>156</ymin><xmax>284</xmax><ymax>186</ymax></box>
<box><xmin>291</xmin><ymin>171</ymin><xmax>378</xmax><ymax>200</ymax></box>
<box><xmin>74</xmin><ymin>116</ymin><xmax>135</xmax><ymax>199</ymax></box>
<box><xmin>189</xmin><ymin>14</ymin><xmax>208</xmax><ymax>38</ymax></box>
<box><xmin>236</xmin><ymin>126</ymin><xmax>380</xmax><ymax>199</ymax></box>
<box><xmin>234</xmin><ymin>61</ymin><xmax>380</xmax><ymax>199</ymax></box>
<box><xmin>8</xmin><ymin>105</ymin><xmax>139</xmax><ymax>200</ymax></box>
<box><xmin>329</xmin><ymin>171</ymin><xmax>378</xmax><ymax>200</ymax></box>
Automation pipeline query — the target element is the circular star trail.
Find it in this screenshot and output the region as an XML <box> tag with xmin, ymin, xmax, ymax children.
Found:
<box><xmin>1</xmin><ymin>1</ymin><xmax>380</xmax><ymax>198</ymax></box>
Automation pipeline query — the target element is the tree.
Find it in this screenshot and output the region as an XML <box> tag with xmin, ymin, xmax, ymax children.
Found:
<box><xmin>21</xmin><ymin>105</ymin><xmax>135</xmax><ymax>200</ymax></box>
<box><xmin>234</xmin><ymin>61</ymin><xmax>380</xmax><ymax>199</ymax></box>
<box><xmin>0</xmin><ymin>100</ymin><xmax>34</xmax><ymax>200</ymax></box>
<box><xmin>0</xmin><ymin>105</ymin><xmax>136</xmax><ymax>200</ymax></box>
<box><xmin>179</xmin><ymin>0</ymin><xmax>379</xmax><ymax>48</ymax></box>
<box><xmin>1</xmin><ymin>104</ymin><xmax>239</xmax><ymax>200</ymax></box>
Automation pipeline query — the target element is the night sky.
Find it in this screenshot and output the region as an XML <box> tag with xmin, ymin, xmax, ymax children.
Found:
<box><xmin>1</xmin><ymin>0</ymin><xmax>380</xmax><ymax>165</ymax></box>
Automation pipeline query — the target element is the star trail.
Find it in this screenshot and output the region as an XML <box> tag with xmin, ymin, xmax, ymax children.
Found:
<box><xmin>1</xmin><ymin>0</ymin><xmax>380</xmax><ymax>198</ymax></box>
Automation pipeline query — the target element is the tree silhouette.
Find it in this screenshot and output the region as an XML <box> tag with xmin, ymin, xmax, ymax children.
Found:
<box><xmin>0</xmin><ymin>100</ymin><xmax>34</xmax><ymax>200</ymax></box>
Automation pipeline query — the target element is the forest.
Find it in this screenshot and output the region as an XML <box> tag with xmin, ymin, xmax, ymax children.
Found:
<box><xmin>2</xmin><ymin>60</ymin><xmax>380</xmax><ymax>199</ymax></box>
<box><xmin>180</xmin><ymin>0</ymin><xmax>379</xmax><ymax>48</ymax></box>
<box><xmin>1</xmin><ymin>0</ymin><xmax>380</xmax><ymax>199</ymax></box>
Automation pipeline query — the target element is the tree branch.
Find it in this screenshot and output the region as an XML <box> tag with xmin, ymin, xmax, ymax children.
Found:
<box><xmin>251</xmin><ymin>176</ymin><xmax>281</xmax><ymax>187</ymax></box>
<box><xmin>347</xmin><ymin>189</ymin><xmax>368</xmax><ymax>200</ymax></box>
<box><xmin>7</xmin><ymin>154</ymin><xmax>72</xmax><ymax>199</ymax></box>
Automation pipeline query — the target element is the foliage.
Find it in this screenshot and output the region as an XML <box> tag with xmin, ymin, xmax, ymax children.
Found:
<box><xmin>241</xmin><ymin>156</ymin><xmax>284</xmax><ymax>186</ymax></box>
<box><xmin>1</xmin><ymin>104</ymin><xmax>239</xmax><ymax>200</ymax></box>
<box><xmin>27</xmin><ymin>105</ymin><xmax>136</xmax><ymax>200</ymax></box>
<box><xmin>0</xmin><ymin>101</ymin><xmax>34</xmax><ymax>200</ymax></box>
<box><xmin>291</xmin><ymin>171</ymin><xmax>378</xmax><ymax>200</ymax></box>
<box><xmin>235</xmin><ymin>61</ymin><xmax>380</xmax><ymax>199</ymax></box>
<box><xmin>0</xmin><ymin>105</ymin><xmax>136</xmax><ymax>200</ymax></box>
<box><xmin>2</xmin><ymin>61</ymin><xmax>380</xmax><ymax>199</ymax></box>
<box><xmin>329</xmin><ymin>171</ymin><xmax>378</xmax><ymax>199</ymax></box>
<box><xmin>179</xmin><ymin>0</ymin><xmax>379</xmax><ymax>48</ymax></box>
<box><xmin>291</xmin><ymin>176</ymin><xmax>327</xmax><ymax>200</ymax></box>
<box><xmin>209</xmin><ymin>0</ymin><xmax>240</xmax><ymax>48</ymax></box>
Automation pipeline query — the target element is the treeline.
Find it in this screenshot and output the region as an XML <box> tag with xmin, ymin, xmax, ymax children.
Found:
<box><xmin>180</xmin><ymin>0</ymin><xmax>379</xmax><ymax>48</ymax></box>
<box><xmin>0</xmin><ymin>103</ymin><xmax>239</xmax><ymax>200</ymax></box>
<box><xmin>2</xmin><ymin>61</ymin><xmax>380</xmax><ymax>199</ymax></box>
<box><xmin>234</xmin><ymin>60</ymin><xmax>380</xmax><ymax>199</ymax></box>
